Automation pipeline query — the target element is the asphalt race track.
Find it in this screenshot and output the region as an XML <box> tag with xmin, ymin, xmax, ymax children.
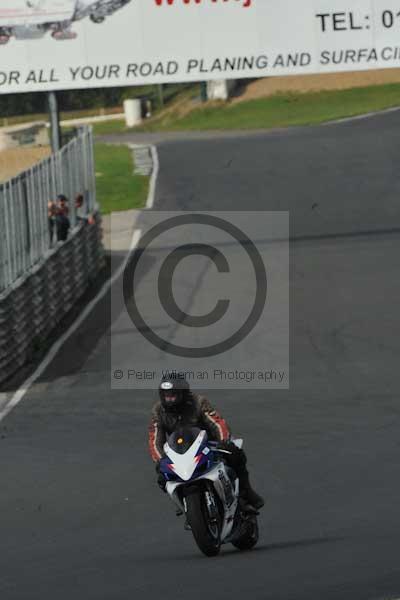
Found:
<box><xmin>1</xmin><ymin>111</ymin><xmax>400</xmax><ymax>600</ymax></box>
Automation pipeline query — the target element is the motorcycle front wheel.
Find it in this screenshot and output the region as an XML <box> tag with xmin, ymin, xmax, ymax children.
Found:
<box><xmin>185</xmin><ymin>492</ymin><xmax>221</xmax><ymax>557</ymax></box>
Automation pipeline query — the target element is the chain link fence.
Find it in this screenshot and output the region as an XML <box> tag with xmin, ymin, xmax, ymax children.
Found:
<box><xmin>0</xmin><ymin>126</ymin><xmax>96</xmax><ymax>293</ymax></box>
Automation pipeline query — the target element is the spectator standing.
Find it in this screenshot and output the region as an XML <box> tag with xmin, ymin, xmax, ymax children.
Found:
<box><xmin>75</xmin><ymin>193</ymin><xmax>87</xmax><ymax>223</ymax></box>
<box><xmin>57</xmin><ymin>194</ymin><xmax>69</xmax><ymax>216</ymax></box>
<box><xmin>56</xmin><ymin>194</ymin><xmax>70</xmax><ymax>242</ymax></box>
<box><xmin>75</xmin><ymin>192</ymin><xmax>95</xmax><ymax>225</ymax></box>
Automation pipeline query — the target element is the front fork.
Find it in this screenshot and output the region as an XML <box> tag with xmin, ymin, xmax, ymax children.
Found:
<box><xmin>204</xmin><ymin>486</ymin><xmax>219</xmax><ymax>523</ymax></box>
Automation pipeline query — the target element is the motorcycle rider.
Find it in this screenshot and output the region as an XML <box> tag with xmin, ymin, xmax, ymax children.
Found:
<box><xmin>148</xmin><ymin>374</ymin><xmax>264</xmax><ymax>510</ymax></box>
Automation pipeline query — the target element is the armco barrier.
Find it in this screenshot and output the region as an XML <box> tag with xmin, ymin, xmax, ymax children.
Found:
<box><xmin>0</xmin><ymin>214</ymin><xmax>103</xmax><ymax>387</ymax></box>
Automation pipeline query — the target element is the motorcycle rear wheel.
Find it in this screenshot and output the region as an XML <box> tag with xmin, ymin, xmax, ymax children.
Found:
<box><xmin>232</xmin><ymin>516</ymin><xmax>259</xmax><ymax>551</ymax></box>
<box><xmin>185</xmin><ymin>492</ymin><xmax>221</xmax><ymax>557</ymax></box>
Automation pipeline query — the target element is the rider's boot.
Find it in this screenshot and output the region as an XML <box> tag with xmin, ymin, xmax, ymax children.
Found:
<box><xmin>222</xmin><ymin>442</ymin><xmax>264</xmax><ymax>510</ymax></box>
<box><xmin>238</xmin><ymin>472</ymin><xmax>264</xmax><ymax>510</ymax></box>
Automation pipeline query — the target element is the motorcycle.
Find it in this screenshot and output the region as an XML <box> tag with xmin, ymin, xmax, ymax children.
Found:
<box><xmin>159</xmin><ymin>426</ymin><xmax>259</xmax><ymax>557</ymax></box>
<box><xmin>0</xmin><ymin>0</ymin><xmax>132</xmax><ymax>44</ymax></box>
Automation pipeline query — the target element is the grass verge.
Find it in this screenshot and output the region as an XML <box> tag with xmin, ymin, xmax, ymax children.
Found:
<box><xmin>93</xmin><ymin>120</ymin><xmax>129</xmax><ymax>136</ymax></box>
<box><xmin>93</xmin><ymin>83</ymin><xmax>400</xmax><ymax>135</ymax></box>
<box><xmin>94</xmin><ymin>143</ymin><xmax>149</xmax><ymax>214</ymax></box>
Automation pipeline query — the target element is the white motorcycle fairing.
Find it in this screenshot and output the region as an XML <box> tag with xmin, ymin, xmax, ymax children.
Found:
<box><xmin>164</xmin><ymin>430</ymin><xmax>207</xmax><ymax>482</ymax></box>
<box><xmin>164</xmin><ymin>432</ymin><xmax>240</xmax><ymax>543</ymax></box>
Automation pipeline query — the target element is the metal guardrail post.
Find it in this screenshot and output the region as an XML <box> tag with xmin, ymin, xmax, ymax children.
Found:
<box><xmin>48</xmin><ymin>91</ymin><xmax>61</xmax><ymax>153</ymax></box>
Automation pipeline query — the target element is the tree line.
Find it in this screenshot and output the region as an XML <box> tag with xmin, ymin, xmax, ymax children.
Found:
<box><xmin>0</xmin><ymin>83</ymin><xmax>193</xmax><ymax>118</ymax></box>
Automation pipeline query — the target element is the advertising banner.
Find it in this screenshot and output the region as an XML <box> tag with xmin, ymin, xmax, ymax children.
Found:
<box><xmin>1</xmin><ymin>1</ymin><xmax>400</xmax><ymax>93</ymax></box>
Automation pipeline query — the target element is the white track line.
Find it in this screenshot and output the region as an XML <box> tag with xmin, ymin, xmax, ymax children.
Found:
<box><xmin>323</xmin><ymin>105</ymin><xmax>400</xmax><ymax>127</ymax></box>
<box><xmin>146</xmin><ymin>145</ymin><xmax>159</xmax><ymax>209</ymax></box>
<box><xmin>0</xmin><ymin>228</ymin><xmax>142</xmax><ymax>424</ymax></box>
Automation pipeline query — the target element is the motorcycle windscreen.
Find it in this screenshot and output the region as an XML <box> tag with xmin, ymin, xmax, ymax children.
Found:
<box><xmin>0</xmin><ymin>1</ymin><xmax>76</xmax><ymax>26</ymax></box>
<box><xmin>167</xmin><ymin>427</ymin><xmax>204</xmax><ymax>455</ymax></box>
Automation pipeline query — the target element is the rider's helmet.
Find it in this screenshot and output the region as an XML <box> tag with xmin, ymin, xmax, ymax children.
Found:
<box><xmin>159</xmin><ymin>374</ymin><xmax>190</xmax><ymax>411</ymax></box>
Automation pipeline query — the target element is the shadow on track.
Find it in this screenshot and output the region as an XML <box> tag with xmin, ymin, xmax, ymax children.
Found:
<box><xmin>255</xmin><ymin>535</ymin><xmax>344</xmax><ymax>553</ymax></box>
<box><xmin>158</xmin><ymin>535</ymin><xmax>345</xmax><ymax>562</ymax></box>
